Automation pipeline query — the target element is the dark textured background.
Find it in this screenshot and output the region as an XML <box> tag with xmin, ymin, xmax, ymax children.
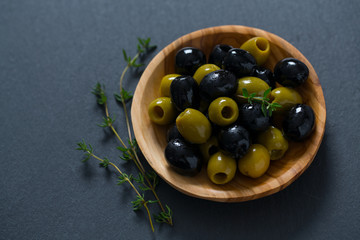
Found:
<box><xmin>1</xmin><ymin>0</ymin><xmax>359</xmax><ymax>239</ymax></box>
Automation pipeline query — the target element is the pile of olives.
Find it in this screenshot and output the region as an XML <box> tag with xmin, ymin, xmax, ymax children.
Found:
<box><xmin>148</xmin><ymin>36</ymin><xmax>315</xmax><ymax>185</ymax></box>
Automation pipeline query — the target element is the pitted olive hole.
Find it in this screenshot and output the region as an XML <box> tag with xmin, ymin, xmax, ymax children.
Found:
<box><xmin>214</xmin><ymin>173</ymin><xmax>228</xmax><ymax>183</ymax></box>
<box><xmin>208</xmin><ymin>146</ymin><xmax>218</xmax><ymax>156</ymax></box>
<box><xmin>256</xmin><ymin>39</ymin><xmax>268</xmax><ymax>51</ymax></box>
<box><xmin>154</xmin><ymin>106</ymin><xmax>164</xmax><ymax>119</ymax></box>
<box><xmin>221</xmin><ymin>106</ymin><xmax>233</xmax><ymax>119</ymax></box>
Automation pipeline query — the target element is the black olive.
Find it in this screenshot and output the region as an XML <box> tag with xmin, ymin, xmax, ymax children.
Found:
<box><xmin>166</xmin><ymin>124</ymin><xmax>184</xmax><ymax>142</ymax></box>
<box><xmin>165</xmin><ymin>139</ymin><xmax>202</xmax><ymax>176</ymax></box>
<box><xmin>222</xmin><ymin>48</ymin><xmax>257</xmax><ymax>78</ymax></box>
<box><xmin>218</xmin><ymin>124</ymin><xmax>250</xmax><ymax>159</ymax></box>
<box><xmin>170</xmin><ymin>75</ymin><xmax>200</xmax><ymax>111</ymax></box>
<box><xmin>199</xmin><ymin>69</ymin><xmax>237</xmax><ymax>102</ymax></box>
<box><xmin>283</xmin><ymin>104</ymin><xmax>315</xmax><ymax>141</ymax></box>
<box><xmin>175</xmin><ymin>47</ymin><xmax>206</xmax><ymax>75</ymax></box>
<box><xmin>238</xmin><ymin>103</ymin><xmax>271</xmax><ymax>132</ymax></box>
<box><xmin>274</xmin><ymin>58</ymin><xmax>309</xmax><ymax>87</ymax></box>
<box><xmin>251</xmin><ymin>66</ymin><xmax>276</xmax><ymax>89</ymax></box>
<box><xmin>208</xmin><ymin>44</ymin><xmax>233</xmax><ymax>68</ymax></box>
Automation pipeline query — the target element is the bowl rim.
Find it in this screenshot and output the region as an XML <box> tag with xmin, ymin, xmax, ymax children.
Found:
<box><xmin>131</xmin><ymin>25</ymin><xmax>326</xmax><ymax>202</ymax></box>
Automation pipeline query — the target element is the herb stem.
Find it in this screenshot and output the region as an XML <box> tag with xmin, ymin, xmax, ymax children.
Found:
<box><xmin>237</xmin><ymin>95</ymin><xmax>272</xmax><ymax>105</ymax></box>
<box><xmin>119</xmin><ymin>54</ymin><xmax>139</xmax><ymax>143</ymax></box>
<box><xmin>85</xmin><ymin>150</ymin><xmax>155</xmax><ymax>232</ymax></box>
<box><xmin>118</xmin><ymin>51</ymin><xmax>173</xmax><ymax>226</ymax></box>
<box><xmin>144</xmin><ymin>202</ymin><xmax>155</xmax><ymax>232</ymax></box>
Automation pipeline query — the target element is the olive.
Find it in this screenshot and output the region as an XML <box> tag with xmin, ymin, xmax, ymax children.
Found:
<box><xmin>271</xmin><ymin>87</ymin><xmax>303</xmax><ymax>112</ymax></box>
<box><xmin>218</xmin><ymin>124</ymin><xmax>250</xmax><ymax>159</ymax></box>
<box><xmin>208</xmin><ymin>97</ymin><xmax>239</xmax><ymax>126</ymax></box>
<box><xmin>283</xmin><ymin>104</ymin><xmax>315</xmax><ymax>141</ymax></box>
<box><xmin>175</xmin><ymin>47</ymin><xmax>206</xmax><ymax>76</ymax></box>
<box><xmin>222</xmin><ymin>48</ymin><xmax>257</xmax><ymax>78</ymax></box>
<box><xmin>257</xmin><ymin>126</ymin><xmax>289</xmax><ymax>160</ymax></box>
<box><xmin>207</xmin><ymin>152</ymin><xmax>237</xmax><ymax>185</ymax></box>
<box><xmin>166</xmin><ymin>124</ymin><xmax>184</xmax><ymax>142</ymax></box>
<box><xmin>208</xmin><ymin>44</ymin><xmax>233</xmax><ymax>68</ymax></box>
<box><xmin>199</xmin><ymin>135</ymin><xmax>219</xmax><ymax>162</ymax></box>
<box><xmin>251</xmin><ymin>66</ymin><xmax>276</xmax><ymax>89</ymax></box>
<box><xmin>274</xmin><ymin>58</ymin><xmax>309</xmax><ymax>87</ymax></box>
<box><xmin>238</xmin><ymin>144</ymin><xmax>270</xmax><ymax>178</ymax></box>
<box><xmin>193</xmin><ymin>64</ymin><xmax>220</xmax><ymax>85</ymax></box>
<box><xmin>238</xmin><ymin>103</ymin><xmax>271</xmax><ymax>132</ymax></box>
<box><xmin>148</xmin><ymin>97</ymin><xmax>177</xmax><ymax>125</ymax></box>
<box><xmin>170</xmin><ymin>75</ymin><xmax>200</xmax><ymax>111</ymax></box>
<box><xmin>236</xmin><ymin>76</ymin><xmax>270</xmax><ymax>100</ymax></box>
<box><xmin>240</xmin><ymin>37</ymin><xmax>270</xmax><ymax>66</ymax></box>
<box><xmin>176</xmin><ymin>108</ymin><xmax>212</xmax><ymax>144</ymax></box>
<box><xmin>165</xmin><ymin>138</ymin><xmax>202</xmax><ymax>176</ymax></box>
<box><xmin>160</xmin><ymin>74</ymin><xmax>181</xmax><ymax>97</ymax></box>
<box><xmin>199</xmin><ymin>69</ymin><xmax>238</xmax><ymax>102</ymax></box>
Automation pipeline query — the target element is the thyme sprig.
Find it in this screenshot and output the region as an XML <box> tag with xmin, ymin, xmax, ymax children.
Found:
<box><xmin>76</xmin><ymin>140</ymin><xmax>156</xmax><ymax>232</ymax></box>
<box><xmin>115</xmin><ymin>38</ymin><xmax>173</xmax><ymax>226</ymax></box>
<box><xmin>77</xmin><ymin>38</ymin><xmax>172</xmax><ymax>232</ymax></box>
<box><xmin>238</xmin><ymin>87</ymin><xmax>282</xmax><ymax>117</ymax></box>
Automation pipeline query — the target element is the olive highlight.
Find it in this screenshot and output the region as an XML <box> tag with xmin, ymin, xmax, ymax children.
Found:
<box><xmin>148</xmin><ymin>37</ymin><xmax>314</xmax><ymax>185</ymax></box>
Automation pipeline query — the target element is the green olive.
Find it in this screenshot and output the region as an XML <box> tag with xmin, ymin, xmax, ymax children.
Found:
<box><xmin>159</xmin><ymin>74</ymin><xmax>181</xmax><ymax>97</ymax></box>
<box><xmin>257</xmin><ymin>126</ymin><xmax>289</xmax><ymax>160</ymax></box>
<box><xmin>148</xmin><ymin>97</ymin><xmax>177</xmax><ymax>125</ymax></box>
<box><xmin>207</xmin><ymin>151</ymin><xmax>237</xmax><ymax>185</ymax></box>
<box><xmin>238</xmin><ymin>144</ymin><xmax>270</xmax><ymax>178</ymax></box>
<box><xmin>193</xmin><ymin>64</ymin><xmax>220</xmax><ymax>85</ymax></box>
<box><xmin>271</xmin><ymin>87</ymin><xmax>303</xmax><ymax>112</ymax></box>
<box><xmin>236</xmin><ymin>76</ymin><xmax>270</xmax><ymax>103</ymax></box>
<box><xmin>208</xmin><ymin>97</ymin><xmax>239</xmax><ymax>126</ymax></box>
<box><xmin>199</xmin><ymin>136</ymin><xmax>218</xmax><ymax>162</ymax></box>
<box><xmin>176</xmin><ymin>108</ymin><xmax>212</xmax><ymax>144</ymax></box>
<box><xmin>240</xmin><ymin>37</ymin><xmax>270</xmax><ymax>66</ymax></box>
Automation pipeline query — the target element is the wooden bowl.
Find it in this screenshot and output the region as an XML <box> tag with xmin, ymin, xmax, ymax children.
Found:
<box><xmin>131</xmin><ymin>25</ymin><xmax>326</xmax><ymax>202</ymax></box>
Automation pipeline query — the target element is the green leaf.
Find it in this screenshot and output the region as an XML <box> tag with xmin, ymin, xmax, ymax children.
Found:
<box><xmin>263</xmin><ymin>88</ymin><xmax>271</xmax><ymax>98</ymax></box>
<box><xmin>146</xmin><ymin>170</ymin><xmax>159</xmax><ymax>188</ymax></box>
<box><xmin>119</xmin><ymin>152</ymin><xmax>131</xmax><ymax>162</ymax></box>
<box><xmin>99</xmin><ymin>158</ymin><xmax>110</xmax><ymax>168</ymax></box>
<box><xmin>137</xmin><ymin>44</ymin><xmax>143</xmax><ymax>53</ymax></box>
<box><xmin>154</xmin><ymin>205</ymin><xmax>173</xmax><ymax>223</ymax></box>
<box><xmin>97</xmin><ymin>116</ymin><xmax>115</xmax><ymax>128</ymax></box>
<box><xmin>76</xmin><ymin>139</ymin><xmax>94</xmax><ymax>162</ymax></box>
<box><xmin>129</xmin><ymin>139</ymin><xmax>138</xmax><ymax>149</ymax></box>
<box><xmin>131</xmin><ymin>194</ymin><xmax>145</xmax><ymax>211</ymax></box>
<box><xmin>114</xmin><ymin>89</ymin><xmax>133</xmax><ymax>104</ymax></box>
<box><xmin>250</xmin><ymin>93</ymin><xmax>256</xmax><ymax>98</ymax></box>
<box><xmin>139</xmin><ymin>185</ymin><xmax>151</xmax><ymax>191</ymax></box>
<box><xmin>122</xmin><ymin>49</ymin><xmax>129</xmax><ymax>63</ymax></box>
<box><xmin>117</xmin><ymin>173</ymin><xmax>133</xmax><ymax>185</ymax></box>
<box><xmin>268</xmin><ymin>108</ymin><xmax>273</xmax><ymax>117</ymax></box>
<box><xmin>116</xmin><ymin>146</ymin><xmax>128</xmax><ymax>152</ymax></box>
<box><xmin>272</xmin><ymin>102</ymin><xmax>282</xmax><ymax>108</ymax></box>
<box><xmin>129</xmin><ymin>55</ymin><xmax>139</xmax><ymax>67</ymax></box>
<box><xmin>242</xmin><ymin>88</ymin><xmax>249</xmax><ymax>97</ymax></box>
<box><xmin>134</xmin><ymin>172</ymin><xmax>144</xmax><ymax>184</ymax></box>
<box><xmin>261</xmin><ymin>103</ymin><xmax>267</xmax><ymax>117</ymax></box>
<box><xmin>92</xmin><ymin>83</ymin><xmax>107</xmax><ymax>105</ymax></box>
<box><xmin>137</xmin><ymin>37</ymin><xmax>145</xmax><ymax>47</ymax></box>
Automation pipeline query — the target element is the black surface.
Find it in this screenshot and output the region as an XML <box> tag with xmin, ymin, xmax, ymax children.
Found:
<box><xmin>1</xmin><ymin>0</ymin><xmax>359</xmax><ymax>239</ymax></box>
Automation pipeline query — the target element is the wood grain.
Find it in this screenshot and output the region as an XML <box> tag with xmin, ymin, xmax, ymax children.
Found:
<box><xmin>131</xmin><ymin>25</ymin><xmax>326</xmax><ymax>202</ymax></box>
